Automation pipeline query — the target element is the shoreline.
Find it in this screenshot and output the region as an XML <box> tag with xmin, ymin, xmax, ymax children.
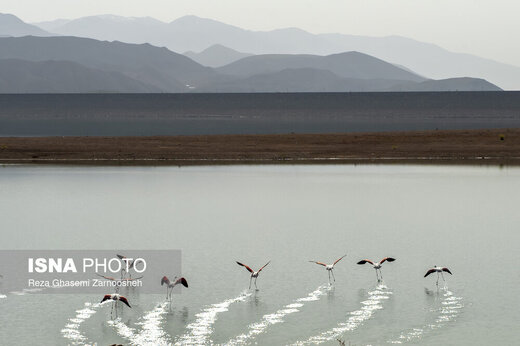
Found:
<box><xmin>1</xmin><ymin>128</ymin><xmax>519</xmax><ymax>166</ymax></box>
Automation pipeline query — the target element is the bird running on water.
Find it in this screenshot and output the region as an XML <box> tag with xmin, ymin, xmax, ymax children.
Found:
<box><xmin>236</xmin><ymin>261</ymin><xmax>270</xmax><ymax>290</ymax></box>
<box><xmin>309</xmin><ymin>254</ymin><xmax>347</xmax><ymax>284</ymax></box>
<box><xmin>357</xmin><ymin>257</ymin><xmax>396</xmax><ymax>282</ymax></box>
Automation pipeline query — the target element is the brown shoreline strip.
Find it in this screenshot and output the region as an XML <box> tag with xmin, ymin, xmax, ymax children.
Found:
<box><xmin>0</xmin><ymin>128</ymin><xmax>519</xmax><ymax>166</ymax></box>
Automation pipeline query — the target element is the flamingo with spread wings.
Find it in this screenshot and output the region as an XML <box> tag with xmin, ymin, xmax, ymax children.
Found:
<box><xmin>101</xmin><ymin>293</ymin><xmax>131</xmax><ymax>317</ymax></box>
<box><xmin>357</xmin><ymin>257</ymin><xmax>396</xmax><ymax>281</ymax></box>
<box><xmin>236</xmin><ymin>261</ymin><xmax>270</xmax><ymax>289</ymax></box>
<box><xmin>161</xmin><ymin>276</ymin><xmax>189</xmax><ymax>300</ymax></box>
<box><xmin>424</xmin><ymin>266</ymin><xmax>452</xmax><ymax>287</ymax></box>
<box><xmin>309</xmin><ymin>254</ymin><xmax>347</xmax><ymax>284</ymax></box>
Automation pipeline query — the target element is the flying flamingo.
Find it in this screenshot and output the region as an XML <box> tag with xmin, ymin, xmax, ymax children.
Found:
<box><xmin>357</xmin><ymin>257</ymin><xmax>396</xmax><ymax>281</ymax></box>
<box><xmin>309</xmin><ymin>254</ymin><xmax>347</xmax><ymax>284</ymax></box>
<box><xmin>101</xmin><ymin>293</ymin><xmax>131</xmax><ymax>317</ymax></box>
<box><xmin>424</xmin><ymin>266</ymin><xmax>452</xmax><ymax>286</ymax></box>
<box><xmin>236</xmin><ymin>261</ymin><xmax>270</xmax><ymax>289</ymax></box>
<box><xmin>161</xmin><ymin>276</ymin><xmax>189</xmax><ymax>300</ymax></box>
<box><xmin>117</xmin><ymin>254</ymin><xmax>136</xmax><ymax>279</ymax></box>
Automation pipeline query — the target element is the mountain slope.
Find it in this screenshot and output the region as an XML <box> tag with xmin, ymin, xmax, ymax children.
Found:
<box><xmin>202</xmin><ymin>68</ymin><xmax>500</xmax><ymax>92</ymax></box>
<box><xmin>0</xmin><ymin>36</ymin><xmax>219</xmax><ymax>91</ymax></box>
<box><xmin>388</xmin><ymin>77</ymin><xmax>502</xmax><ymax>92</ymax></box>
<box><xmin>217</xmin><ymin>52</ymin><xmax>425</xmax><ymax>82</ymax></box>
<box><xmin>0</xmin><ymin>59</ymin><xmax>160</xmax><ymax>93</ymax></box>
<box><xmin>35</xmin><ymin>14</ymin><xmax>520</xmax><ymax>89</ymax></box>
<box><xmin>184</xmin><ymin>44</ymin><xmax>253</xmax><ymax>67</ymax></box>
<box><xmin>0</xmin><ymin>13</ymin><xmax>51</xmax><ymax>37</ymax></box>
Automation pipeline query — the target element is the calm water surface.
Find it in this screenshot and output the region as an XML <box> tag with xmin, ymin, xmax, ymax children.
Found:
<box><xmin>0</xmin><ymin>164</ymin><xmax>519</xmax><ymax>345</ymax></box>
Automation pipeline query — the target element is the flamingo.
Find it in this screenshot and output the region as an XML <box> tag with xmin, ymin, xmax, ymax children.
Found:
<box><xmin>117</xmin><ymin>254</ymin><xmax>136</xmax><ymax>279</ymax></box>
<box><xmin>101</xmin><ymin>293</ymin><xmax>131</xmax><ymax>317</ymax></box>
<box><xmin>357</xmin><ymin>257</ymin><xmax>396</xmax><ymax>281</ymax></box>
<box><xmin>161</xmin><ymin>276</ymin><xmax>188</xmax><ymax>300</ymax></box>
<box><xmin>309</xmin><ymin>254</ymin><xmax>347</xmax><ymax>284</ymax></box>
<box><xmin>424</xmin><ymin>266</ymin><xmax>452</xmax><ymax>286</ymax></box>
<box><xmin>236</xmin><ymin>261</ymin><xmax>270</xmax><ymax>289</ymax></box>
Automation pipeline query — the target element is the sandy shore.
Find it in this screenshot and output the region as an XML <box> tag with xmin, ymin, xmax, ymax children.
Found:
<box><xmin>0</xmin><ymin>128</ymin><xmax>519</xmax><ymax>165</ymax></box>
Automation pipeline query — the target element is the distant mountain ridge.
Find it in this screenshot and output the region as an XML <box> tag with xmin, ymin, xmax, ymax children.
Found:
<box><xmin>0</xmin><ymin>13</ymin><xmax>52</xmax><ymax>37</ymax></box>
<box><xmin>0</xmin><ymin>59</ymin><xmax>159</xmax><ymax>93</ymax></box>
<box><xmin>0</xmin><ymin>17</ymin><xmax>503</xmax><ymax>93</ymax></box>
<box><xmin>216</xmin><ymin>52</ymin><xmax>425</xmax><ymax>82</ymax></box>
<box><xmin>184</xmin><ymin>44</ymin><xmax>253</xmax><ymax>67</ymax></box>
<box><xmin>26</xmin><ymin>13</ymin><xmax>520</xmax><ymax>90</ymax></box>
<box><xmin>0</xmin><ymin>35</ymin><xmax>219</xmax><ymax>92</ymax></box>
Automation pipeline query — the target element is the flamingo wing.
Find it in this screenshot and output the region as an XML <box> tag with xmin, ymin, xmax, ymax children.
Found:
<box><xmin>380</xmin><ymin>257</ymin><xmax>396</xmax><ymax>264</ymax></box>
<box><xmin>96</xmin><ymin>273</ymin><xmax>116</xmax><ymax>281</ymax></box>
<box><xmin>116</xmin><ymin>254</ymin><xmax>126</xmax><ymax>260</ymax></box>
<box><xmin>334</xmin><ymin>254</ymin><xmax>347</xmax><ymax>265</ymax></box>
<box><xmin>175</xmin><ymin>277</ymin><xmax>189</xmax><ymax>288</ymax></box>
<box><xmin>309</xmin><ymin>261</ymin><xmax>327</xmax><ymax>267</ymax></box>
<box><xmin>119</xmin><ymin>296</ymin><xmax>131</xmax><ymax>308</ymax></box>
<box><xmin>123</xmin><ymin>276</ymin><xmax>143</xmax><ymax>281</ymax></box>
<box><xmin>161</xmin><ymin>276</ymin><xmax>170</xmax><ymax>286</ymax></box>
<box><xmin>258</xmin><ymin>261</ymin><xmax>271</xmax><ymax>272</ymax></box>
<box><xmin>442</xmin><ymin>267</ymin><xmax>453</xmax><ymax>275</ymax></box>
<box><xmin>236</xmin><ymin>261</ymin><xmax>253</xmax><ymax>273</ymax></box>
<box><xmin>424</xmin><ymin>269</ymin><xmax>436</xmax><ymax>277</ymax></box>
<box><xmin>101</xmin><ymin>294</ymin><xmax>112</xmax><ymax>303</ymax></box>
<box><xmin>357</xmin><ymin>259</ymin><xmax>374</xmax><ymax>265</ymax></box>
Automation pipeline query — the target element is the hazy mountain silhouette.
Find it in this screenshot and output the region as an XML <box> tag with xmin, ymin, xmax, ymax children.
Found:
<box><xmin>184</xmin><ymin>44</ymin><xmax>253</xmax><ymax>67</ymax></box>
<box><xmin>216</xmin><ymin>52</ymin><xmax>425</xmax><ymax>82</ymax></box>
<box><xmin>0</xmin><ymin>36</ymin><xmax>219</xmax><ymax>91</ymax></box>
<box><xmin>201</xmin><ymin>68</ymin><xmax>500</xmax><ymax>92</ymax></box>
<box><xmin>0</xmin><ymin>30</ymin><xmax>502</xmax><ymax>93</ymax></box>
<box><xmin>0</xmin><ymin>13</ymin><xmax>51</xmax><ymax>36</ymax></box>
<box><xmin>33</xmin><ymin>14</ymin><xmax>520</xmax><ymax>89</ymax></box>
<box><xmin>0</xmin><ymin>59</ymin><xmax>159</xmax><ymax>92</ymax></box>
<box><xmin>387</xmin><ymin>77</ymin><xmax>502</xmax><ymax>92</ymax></box>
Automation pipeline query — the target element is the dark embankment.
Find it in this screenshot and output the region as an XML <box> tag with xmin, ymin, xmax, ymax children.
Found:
<box><xmin>0</xmin><ymin>128</ymin><xmax>519</xmax><ymax>165</ymax></box>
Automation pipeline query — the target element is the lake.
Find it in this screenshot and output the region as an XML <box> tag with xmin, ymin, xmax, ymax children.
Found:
<box><xmin>0</xmin><ymin>164</ymin><xmax>518</xmax><ymax>345</ymax></box>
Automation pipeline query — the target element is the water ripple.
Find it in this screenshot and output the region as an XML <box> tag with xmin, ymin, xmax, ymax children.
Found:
<box><xmin>388</xmin><ymin>288</ymin><xmax>463</xmax><ymax>344</ymax></box>
<box><xmin>294</xmin><ymin>283</ymin><xmax>392</xmax><ymax>345</ymax></box>
<box><xmin>175</xmin><ymin>290</ymin><xmax>252</xmax><ymax>345</ymax></box>
<box><xmin>61</xmin><ymin>301</ymin><xmax>101</xmax><ymax>345</ymax></box>
<box><xmin>225</xmin><ymin>284</ymin><xmax>331</xmax><ymax>345</ymax></box>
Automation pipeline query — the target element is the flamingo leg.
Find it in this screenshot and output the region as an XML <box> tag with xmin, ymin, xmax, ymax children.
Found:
<box><xmin>436</xmin><ymin>273</ymin><xmax>439</xmax><ymax>286</ymax></box>
<box><xmin>331</xmin><ymin>269</ymin><xmax>336</xmax><ymax>282</ymax></box>
<box><xmin>249</xmin><ymin>276</ymin><xmax>252</xmax><ymax>290</ymax></box>
<box><xmin>254</xmin><ymin>277</ymin><xmax>258</xmax><ymax>289</ymax></box>
<box><xmin>328</xmin><ymin>270</ymin><xmax>331</xmax><ymax>284</ymax></box>
<box><xmin>379</xmin><ymin>269</ymin><xmax>384</xmax><ymax>281</ymax></box>
<box><xmin>375</xmin><ymin>269</ymin><xmax>379</xmax><ymax>281</ymax></box>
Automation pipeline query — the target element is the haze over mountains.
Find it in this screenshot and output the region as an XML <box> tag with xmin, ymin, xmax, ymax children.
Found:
<box><xmin>30</xmin><ymin>14</ymin><xmax>520</xmax><ymax>90</ymax></box>
<box><xmin>0</xmin><ymin>13</ymin><xmax>505</xmax><ymax>92</ymax></box>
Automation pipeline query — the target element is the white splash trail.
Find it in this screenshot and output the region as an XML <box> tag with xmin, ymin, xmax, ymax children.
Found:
<box><xmin>175</xmin><ymin>290</ymin><xmax>252</xmax><ymax>345</ymax></box>
<box><xmin>388</xmin><ymin>288</ymin><xmax>463</xmax><ymax>344</ymax></box>
<box><xmin>293</xmin><ymin>283</ymin><xmax>392</xmax><ymax>345</ymax></box>
<box><xmin>225</xmin><ymin>285</ymin><xmax>331</xmax><ymax>345</ymax></box>
<box><xmin>116</xmin><ymin>301</ymin><xmax>172</xmax><ymax>346</ymax></box>
<box><xmin>9</xmin><ymin>288</ymin><xmax>45</xmax><ymax>295</ymax></box>
<box><xmin>0</xmin><ymin>294</ymin><xmax>6</xmax><ymax>299</ymax></box>
<box><xmin>61</xmin><ymin>301</ymin><xmax>102</xmax><ymax>345</ymax></box>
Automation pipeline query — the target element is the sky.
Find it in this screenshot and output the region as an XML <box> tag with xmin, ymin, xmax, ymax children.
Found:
<box><xmin>2</xmin><ymin>0</ymin><xmax>519</xmax><ymax>67</ymax></box>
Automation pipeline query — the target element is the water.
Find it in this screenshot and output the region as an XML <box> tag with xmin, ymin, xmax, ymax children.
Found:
<box><xmin>2</xmin><ymin>92</ymin><xmax>520</xmax><ymax>136</ymax></box>
<box><xmin>0</xmin><ymin>164</ymin><xmax>519</xmax><ymax>345</ymax></box>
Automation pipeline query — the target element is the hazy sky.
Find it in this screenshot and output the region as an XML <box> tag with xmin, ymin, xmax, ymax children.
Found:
<box><xmin>3</xmin><ymin>0</ymin><xmax>519</xmax><ymax>66</ymax></box>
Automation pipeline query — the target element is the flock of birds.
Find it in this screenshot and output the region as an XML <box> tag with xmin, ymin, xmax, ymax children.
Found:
<box><xmin>97</xmin><ymin>254</ymin><xmax>452</xmax><ymax>315</ymax></box>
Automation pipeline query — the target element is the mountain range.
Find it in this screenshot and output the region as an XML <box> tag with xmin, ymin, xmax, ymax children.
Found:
<box><xmin>0</xmin><ymin>13</ymin><xmax>505</xmax><ymax>93</ymax></box>
<box><xmin>30</xmin><ymin>14</ymin><xmax>520</xmax><ymax>90</ymax></box>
